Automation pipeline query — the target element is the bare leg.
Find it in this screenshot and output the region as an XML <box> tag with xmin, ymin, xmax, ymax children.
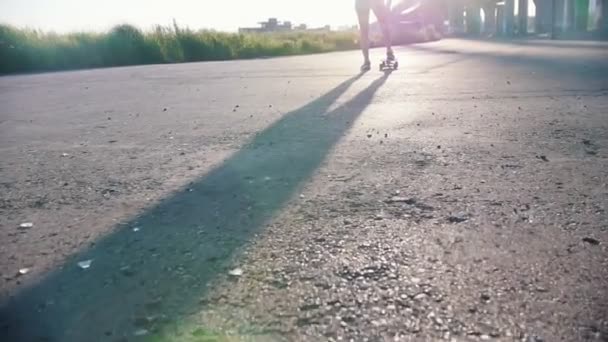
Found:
<box><xmin>356</xmin><ymin>5</ymin><xmax>371</xmax><ymax>67</ymax></box>
<box><xmin>372</xmin><ymin>0</ymin><xmax>394</xmax><ymax>57</ymax></box>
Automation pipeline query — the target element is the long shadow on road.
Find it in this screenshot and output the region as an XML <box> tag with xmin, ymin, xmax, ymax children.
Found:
<box><xmin>0</xmin><ymin>71</ymin><xmax>391</xmax><ymax>342</ymax></box>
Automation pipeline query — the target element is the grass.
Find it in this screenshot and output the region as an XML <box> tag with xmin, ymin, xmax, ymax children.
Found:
<box><xmin>0</xmin><ymin>22</ymin><xmax>359</xmax><ymax>74</ymax></box>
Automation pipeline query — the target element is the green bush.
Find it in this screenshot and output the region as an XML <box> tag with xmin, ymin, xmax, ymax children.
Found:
<box><xmin>0</xmin><ymin>22</ymin><xmax>358</xmax><ymax>74</ymax></box>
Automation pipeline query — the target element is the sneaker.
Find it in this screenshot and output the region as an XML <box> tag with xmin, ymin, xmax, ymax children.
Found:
<box><xmin>360</xmin><ymin>61</ymin><xmax>371</xmax><ymax>72</ymax></box>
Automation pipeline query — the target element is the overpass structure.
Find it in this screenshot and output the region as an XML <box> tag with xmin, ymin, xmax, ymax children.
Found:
<box><xmin>389</xmin><ymin>0</ymin><xmax>607</xmax><ymax>38</ymax></box>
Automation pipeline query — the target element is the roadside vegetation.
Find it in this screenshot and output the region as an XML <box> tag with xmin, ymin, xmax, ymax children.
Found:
<box><xmin>0</xmin><ymin>22</ymin><xmax>359</xmax><ymax>74</ymax></box>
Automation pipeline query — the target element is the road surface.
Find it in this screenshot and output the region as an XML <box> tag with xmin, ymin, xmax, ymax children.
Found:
<box><xmin>1</xmin><ymin>39</ymin><xmax>607</xmax><ymax>341</ymax></box>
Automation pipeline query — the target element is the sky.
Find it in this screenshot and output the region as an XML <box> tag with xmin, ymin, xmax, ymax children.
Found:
<box><xmin>0</xmin><ymin>0</ymin><xmax>553</xmax><ymax>34</ymax></box>
<box><xmin>0</xmin><ymin>0</ymin><xmax>359</xmax><ymax>33</ymax></box>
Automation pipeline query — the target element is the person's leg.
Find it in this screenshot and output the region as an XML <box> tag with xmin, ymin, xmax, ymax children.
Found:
<box><xmin>355</xmin><ymin>0</ymin><xmax>371</xmax><ymax>70</ymax></box>
<box><xmin>371</xmin><ymin>0</ymin><xmax>394</xmax><ymax>59</ymax></box>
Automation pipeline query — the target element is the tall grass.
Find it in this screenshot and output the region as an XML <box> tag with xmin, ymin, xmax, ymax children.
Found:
<box><xmin>0</xmin><ymin>23</ymin><xmax>359</xmax><ymax>74</ymax></box>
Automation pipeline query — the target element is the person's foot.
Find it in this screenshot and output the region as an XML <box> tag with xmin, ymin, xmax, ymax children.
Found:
<box><xmin>386</xmin><ymin>50</ymin><xmax>395</xmax><ymax>61</ymax></box>
<box><xmin>360</xmin><ymin>60</ymin><xmax>371</xmax><ymax>72</ymax></box>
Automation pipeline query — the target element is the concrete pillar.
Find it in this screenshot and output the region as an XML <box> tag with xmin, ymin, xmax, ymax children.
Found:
<box><xmin>596</xmin><ymin>0</ymin><xmax>608</xmax><ymax>33</ymax></box>
<box><xmin>505</xmin><ymin>0</ymin><xmax>516</xmax><ymax>35</ymax></box>
<box><xmin>449</xmin><ymin>0</ymin><xmax>466</xmax><ymax>34</ymax></box>
<box><xmin>518</xmin><ymin>0</ymin><xmax>529</xmax><ymax>34</ymax></box>
<box><xmin>554</xmin><ymin>0</ymin><xmax>566</xmax><ymax>32</ymax></box>
<box><xmin>534</xmin><ymin>0</ymin><xmax>554</xmax><ymax>33</ymax></box>
<box><xmin>534</xmin><ymin>0</ymin><xmax>544</xmax><ymax>32</ymax></box>
<box><xmin>575</xmin><ymin>0</ymin><xmax>590</xmax><ymax>31</ymax></box>
<box><xmin>434</xmin><ymin>0</ymin><xmax>450</xmax><ymax>35</ymax></box>
<box><xmin>496</xmin><ymin>4</ymin><xmax>506</xmax><ymax>35</ymax></box>
<box><xmin>603</xmin><ymin>0</ymin><xmax>608</xmax><ymax>32</ymax></box>
<box><xmin>483</xmin><ymin>3</ymin><xmax>497</xmax><ymax>36</ymax></box>
<box><xmin>466</xmin><ymin>5</ymin><xmax>482</xmax><ymax>34</ymax></box>
<box><xmin>589</xmin><ymin>0</ymin><xmax>602</xmax><ymax>31</ymax></box>
<box><xmin>567</xmin><ymin>0</ymin><xmax>577</xmax><ymax>30</ymax></box>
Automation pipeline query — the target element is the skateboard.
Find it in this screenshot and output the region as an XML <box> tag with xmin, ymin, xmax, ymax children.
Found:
<box><xmin>380</xmin><ymin>58</ymin><xmax>398</xmax><ymax>71</ymax></box>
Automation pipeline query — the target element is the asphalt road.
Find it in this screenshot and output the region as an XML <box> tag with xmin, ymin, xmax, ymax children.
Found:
<box><xmin>1</xmin><ymin>39</ymin><xmax>607</xmax><ymax>342</ymax></box>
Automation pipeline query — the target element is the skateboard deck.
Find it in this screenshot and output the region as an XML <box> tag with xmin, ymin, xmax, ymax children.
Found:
<box><xmin>380</xmin><ymin>59</ymin><xmax>398</xmax><ymax>71</ymax></box>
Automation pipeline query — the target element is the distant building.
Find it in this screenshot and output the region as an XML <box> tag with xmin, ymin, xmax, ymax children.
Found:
<box><xmin>305</xmin><ymin>25</ymin><xmax>332</xmax><ymax>32</ymax></box>
<box><xmin>239</xmin><ymin>18</ymin><xmax>330</xmax><ymax>33</ymax></box>
<box><xmin>239</xmin><ymin>18</ymin><xmax>293</xmax><ymax>33</ymax></box>
<box><xmin>337</xmin><ymin>25</ymin><xmax>358</xmax><ymax>32</ymax></box>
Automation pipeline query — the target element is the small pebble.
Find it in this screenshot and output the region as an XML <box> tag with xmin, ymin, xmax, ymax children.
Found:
<box><xmin>582</xmin><ymin>237</ymin><xmax>600</xmax><ymax>245</ymax></box>
<box><xmin>19</xmin><ymin>222</ymin><xmax>33</xmax><ymax>229</ymax></box>
<box><xmin>133</xmin><ymin>329</ymin><xmax>149</xmax><ymax>336</ymax></box>
<box><xmin>77</xmin><ymin>260</ymin><xmax>93</xmax><ymax>270</ymax></box>
<box><xmin>228</xmin><ymin>268</ymin><xmax>243</xmax><ymax>277</ymax></box>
